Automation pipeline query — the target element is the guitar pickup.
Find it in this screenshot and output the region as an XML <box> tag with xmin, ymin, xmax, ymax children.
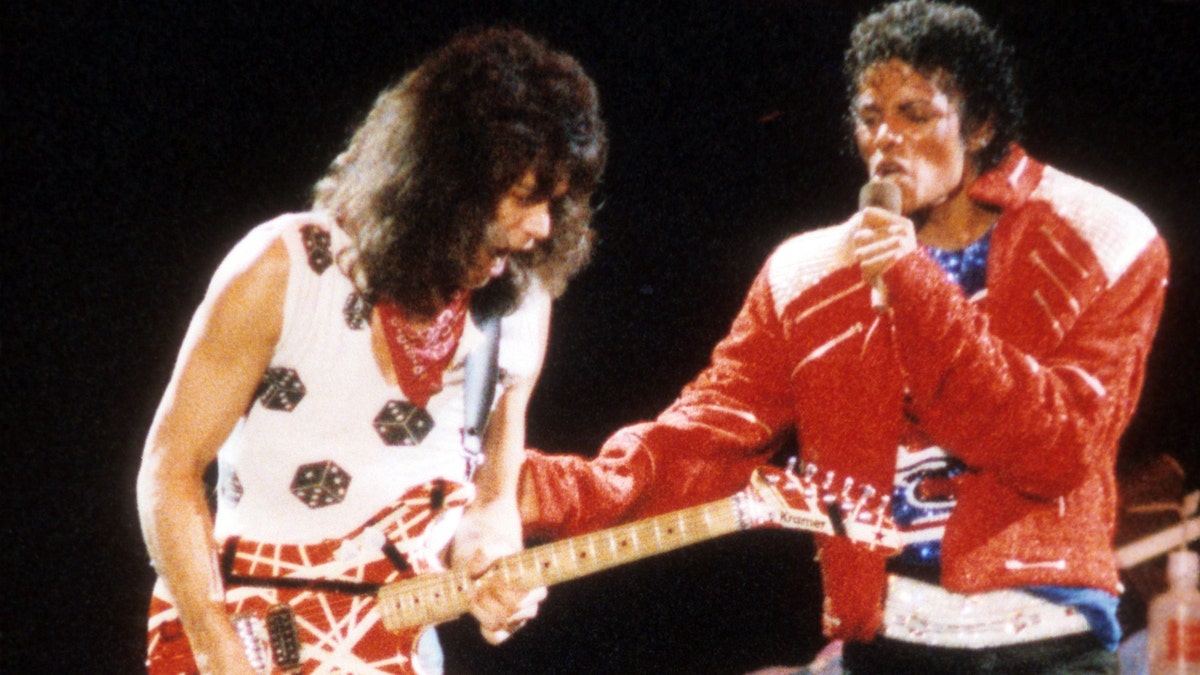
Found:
<box><xmin>266</xmin><ymin>604</ymin><xmax>302</xmax><ymax>672</ymax></box>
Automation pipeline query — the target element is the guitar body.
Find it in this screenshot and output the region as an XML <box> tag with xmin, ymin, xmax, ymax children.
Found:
<box><xmin>146</xmin><ymin>479</ymin><xmax>473</xmax><ymax>675</ymax></box>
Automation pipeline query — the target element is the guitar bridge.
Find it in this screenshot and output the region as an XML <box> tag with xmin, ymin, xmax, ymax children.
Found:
<box><xmin>266</xmin><ymin>604</ymin><xmax>302</xmax><ymax>672</ymax></box>
<box><xmin>231</xmin><ymin>614</ymin><xmax>271</xmax><ymax>674</ymax></box>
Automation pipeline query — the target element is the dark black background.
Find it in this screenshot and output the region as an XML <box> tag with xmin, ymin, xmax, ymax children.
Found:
<box><xmin>6</xmin><ymin>1</ymin><xmax>1198</xmax><ymax>672</ymax></box>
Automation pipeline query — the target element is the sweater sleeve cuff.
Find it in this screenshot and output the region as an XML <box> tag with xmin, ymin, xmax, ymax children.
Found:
<box><xmin>520</xmin><ymin>439</ymin><xmax>655</xmax><ymax>540</ymax></box>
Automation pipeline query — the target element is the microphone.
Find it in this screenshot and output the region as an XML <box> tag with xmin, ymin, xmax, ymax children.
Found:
<box><xmin>858</xmin><ymin>179</ymin><xmax>902</xmax><ymax>214</ymax></box>
<box><xmin>857</xmin><ymin>180</ymin><xmax>902</xmax><ymax>312</ymax></box>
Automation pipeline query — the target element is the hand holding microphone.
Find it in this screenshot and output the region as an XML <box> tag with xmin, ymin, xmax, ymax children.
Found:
<box><xmin>853</xmin><ymin>179</ymin><xmax>915</xmax><ymax>312</ymax></box>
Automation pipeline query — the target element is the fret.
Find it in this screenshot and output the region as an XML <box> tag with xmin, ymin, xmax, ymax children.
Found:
<box><xmin>585</xmin><ymin>532</ymin><xmax>599</xmax><ymax>569</ymax></box>
<box><xmin>652</xmin><ymin>516</ymin><xmax>666</xmax><ymax>549</ymax></box>
<box><xmin>604</xmin><ymin>529</ymin><xmax>619</xmax><ymax>560</ymax></box>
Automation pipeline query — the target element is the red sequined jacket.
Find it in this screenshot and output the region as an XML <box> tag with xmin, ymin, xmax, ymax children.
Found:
<box><xmin>521</xmin><ymin>148</ymin><xmax>1169</xmax><ymax>642</ymax></box>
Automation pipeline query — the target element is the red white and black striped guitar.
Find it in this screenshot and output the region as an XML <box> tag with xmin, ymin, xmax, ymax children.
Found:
<box><xmin>146</xmin><ymin>463</ymin><xmax>899</xmax><ymax>674</ymax></box>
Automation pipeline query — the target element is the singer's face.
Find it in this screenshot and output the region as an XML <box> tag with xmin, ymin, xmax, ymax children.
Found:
<box><xmin>852</xmin><ymin>59</ymin><xmax>974</xmax><ymax>214</ymax></box>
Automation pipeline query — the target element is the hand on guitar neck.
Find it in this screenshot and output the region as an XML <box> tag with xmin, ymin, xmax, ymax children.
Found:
<box><xmin>450</xmin><ymin>498</ymin><xmax>548</xmax><ymax>646</ymax></box>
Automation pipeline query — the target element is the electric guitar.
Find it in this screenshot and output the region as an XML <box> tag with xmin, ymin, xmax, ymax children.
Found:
<box><xmin>146</xmin><ymin>463</ymin><xmax>899</xmax><ymax>674</ymax></box>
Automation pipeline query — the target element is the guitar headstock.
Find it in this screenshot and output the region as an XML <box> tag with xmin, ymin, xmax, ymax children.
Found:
<box><xmin>737</xmin><ymin>461</ymin><xmax>901</xmax><ymax>555</ymax></box>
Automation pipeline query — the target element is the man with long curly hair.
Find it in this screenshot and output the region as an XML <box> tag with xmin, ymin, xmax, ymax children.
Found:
<box><xmin>137</xmin><ymin>27</ymin><xmax>606</xmax><ymax>674</ymax></box>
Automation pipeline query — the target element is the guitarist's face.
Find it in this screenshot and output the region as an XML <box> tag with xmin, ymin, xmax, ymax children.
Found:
<box><xmin>465</xmin><ymin>170</ymin><xmax>566</xmax><ymax>290</ymax></box>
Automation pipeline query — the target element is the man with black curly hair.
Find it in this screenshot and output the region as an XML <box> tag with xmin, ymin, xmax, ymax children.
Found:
<box><xmin>519</xmin><ymin>3</ymin><xmax>1167</xmax><ymax>673</ymax></box>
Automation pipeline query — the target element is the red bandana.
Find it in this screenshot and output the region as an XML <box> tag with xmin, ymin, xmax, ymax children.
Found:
<box><xmin>376</xmin><ymin>292</ymin><xmax>470</xmax><ymax>408</ymax></box>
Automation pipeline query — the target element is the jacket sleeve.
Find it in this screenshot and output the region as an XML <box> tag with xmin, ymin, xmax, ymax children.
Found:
<box><xmin>883</xmin><ymin>234</ymin><xmax>1169</xmax><ymax>499</ymax></box>
<box><xmin>523</xmin><ymin>268</ymin><xmax>799</xmax><ymax>539</ymax></box>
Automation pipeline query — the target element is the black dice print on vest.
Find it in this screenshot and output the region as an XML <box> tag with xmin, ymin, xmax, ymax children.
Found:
<box><xmin>374</xmin><ymin>400</ymin><xmax>435</xmax><ymax>446</ymax></box>
<box><xmin>301</xmin><ymin>224</ymin><xmax>333</xmax><ymax>274</ymax></box>
<box><xmin>256</xmin><ymin>367</ymin><xmax>306</xmax><ymax>411</ymax></box>
<box><xmin>291</xmin><ymin>461</ymin><xmax>351</xmax><ymax>508</ymax></box>
<box><xmin>344</xmin><ymin>291</ymin><xmax>372</xmax><ymax>330</ymax></box>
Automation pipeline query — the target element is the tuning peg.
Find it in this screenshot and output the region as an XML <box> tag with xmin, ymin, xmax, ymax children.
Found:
<box><xmin>839</xmin><ymin>476</ymin><xmax>855</xmax><ymax>502</ymax></box>
<box><xmin>785</xmin><ymin>456</ymin><xmax>798</xmax><ymax>474</ymax></box>
<box><xmin>852</xmin><ymin>485</ymin><xmax>873</xmax><ymax>516</ymax></box>
<box><xmin>858</xmin><ymin>484</ymin><xmax>876</xmax><ymax>502</ymax></box>
<box><xmin>796</xmin><ymin>463</ymin><xmax>818</xmax><ymax>501</ymax></box>
<box><xmin>801</xmin><ymin>462</ymin><xmax>818</xmax><ymax>485</ymax></box>
<box><xmin>818</xmin><ymin>471</ymin><xmax>838</xmax><ymax>506</ymax></box>
<box><xmin>847</xmin><ymin>483</ymin><xmax>876</xmax><ymax>524</ymax></box>
<box><xmin>871</xmin><ymin>495</ymin><xmax>895</xmax><ymax>543</ymax></box>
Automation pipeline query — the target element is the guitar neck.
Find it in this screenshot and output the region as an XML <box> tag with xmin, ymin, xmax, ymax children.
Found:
<box><xmin>377</xmin><ymin>495</ymin><xmax>743</xmax><ymax>631</ymax></box>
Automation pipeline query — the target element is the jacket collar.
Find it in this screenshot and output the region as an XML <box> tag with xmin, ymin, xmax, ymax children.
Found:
<box><xmin>966</xmin><ymin>145</ymin><xmax>1044</xmax><ymax>212</ymax></box>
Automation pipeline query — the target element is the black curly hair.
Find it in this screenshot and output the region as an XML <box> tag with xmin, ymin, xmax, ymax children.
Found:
<box><xmin>844</xmin><ymin>1</ymin><xmax>1023</xmax><ymax>171</ymax></box>
<box><xmin>313</xmin><ymin>26</ymin><xmax>608</xmax><ymax>318</ymax></box>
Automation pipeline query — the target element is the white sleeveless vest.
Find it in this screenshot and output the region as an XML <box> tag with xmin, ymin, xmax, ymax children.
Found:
<box><xmin>212</xmin><ymin>213</ymin><xmax>546</xmax><ymax>544</ymax></box>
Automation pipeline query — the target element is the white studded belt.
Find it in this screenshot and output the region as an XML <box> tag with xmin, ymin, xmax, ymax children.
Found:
<box><xmin>881</xmin><ymin>575</ymin><xmax>1091</xmax><ymax>649</ymax></box>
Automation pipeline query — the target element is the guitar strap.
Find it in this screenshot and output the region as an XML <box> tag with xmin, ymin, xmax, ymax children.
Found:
<box><xmin>461</xmin><ymin>305</ymin><xmax>502</xmax><ymax>478</ymax></box>
<box><xmin>219</xmin><ymin>537</ymin><xmax>385</xmax><ymax>595</ymax></box>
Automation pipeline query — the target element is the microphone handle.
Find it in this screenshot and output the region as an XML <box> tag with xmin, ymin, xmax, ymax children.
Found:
<box><xmin>858</xmin><ymin>180</ymin><xmax>902</xmax><ymax>313</ymax></box>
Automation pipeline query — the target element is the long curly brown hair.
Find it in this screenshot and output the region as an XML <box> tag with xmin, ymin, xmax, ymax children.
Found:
<box><xmin>313</xmin><ymin>27</ymin><xmax>608</xmax><ymax>318</ymax></box>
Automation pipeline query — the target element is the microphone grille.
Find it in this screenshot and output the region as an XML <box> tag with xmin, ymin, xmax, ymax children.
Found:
<box><xmin>858</xmin><ymin>180</ymin><xmax>902</xmax><ymax>213</ymax></box>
